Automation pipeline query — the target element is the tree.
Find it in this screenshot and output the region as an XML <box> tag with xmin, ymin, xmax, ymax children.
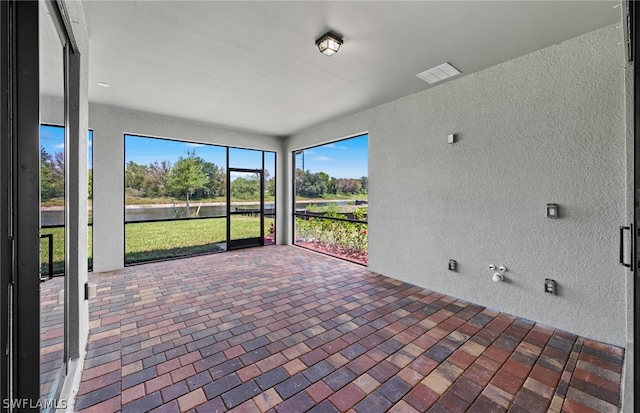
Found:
<box><xmin>51</xmin><ymin>151</ymin><xmax>65</xmax><ymax>188</ymax></box>
<box><xmin>255</xmin><ymin>169</ymin><xmax>275</xmax><ymax>198</ymax></box>
<box><xmin>230</xmin><ymin>176</ymin><xmax>260</xmax><ymax>200</ymax></box>
<box><xmin>41</xmin><ymin>147</ymin><xmax>54</xmax><ymax>200</ymax></box>
<box><xmin>359</xmin><ymin>176</ymin><xmax>368</xmax><ymax>193</ymax></box>
<box><xmin>263</xmin><ymin>169</ymin><xmax>271</xmax><ymax>193</ymax></box>
<box><xmin>41</xmin><ymin>147</ymin><xmax>64</xmax><ymax>201</ymax></box>
<box><xmin>327</xmin><ymin>177</ymin><xmax>339</xmax><ymax>195</ymax></box>
<box><xmin>125</xmin><ymin>161</ymin><xmax>148</xmax><ymax>193</ymax></box>
<box><xmin>88</xmin><ymin>169</ymin><xmax>93</xmax><ymax>199</ymax></box>
<box><xmin>145</xmin><ymin>160</ymin><xmax>171</xmax><ymax>197</ymax></box>
<box><xmin>166</xmin><ymin>150</ymin><xmax>208</xmax><ymax>216</ymax></box>
<box><xmin>338</xmin><ymin>178</ymin><xmax>362</xmax><ymax>194</ymax></box>
<box><xmin>299</xmin><ymin>171</ymin><xmax>329</xmax><ymax>198</ymax></box>
<box><xmin>201</xmin><ymin>161</ymin><xmax>226</xmax><ymax>198</ymax></box>
<box><xmin>295</xmin><ymin>168</ymin><xmax>305</xmax><ymax>196</ymax></box>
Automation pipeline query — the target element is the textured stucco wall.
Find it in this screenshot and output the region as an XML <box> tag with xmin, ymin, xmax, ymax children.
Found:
<box><xmin>90</xmin><ymin>104</ymin><xmax>285</xmax><ymax>272</ymax></box>
<box><xmin>40</xmin><ymin>95</ymin><xmax>64</xmax><ymax>124</ymax></box>
<box><xmin>287</xmin><ymin>25</ymin><xmax>628</xmax><ymax>347</ymax></box>
<box><xmin>623</xmin><ymin>57</ymin><xmax>634</xmax><ymax>412</ymax></box>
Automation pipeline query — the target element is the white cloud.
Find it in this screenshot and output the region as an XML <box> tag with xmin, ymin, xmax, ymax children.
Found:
<box><xmin>54</xmin><ymin>143</ymin><xmax>64</xmax><ymax>149</ymax></box>
<box><xmin>325</xmin><ymin>143</ymin><xmax>348</xmax><ymax>150</ymax></box>
<box><xmin>312</xmin><ymin>156</ymin><xmax>333</xmax><ymax>162</ymax></box>
<box><xmin>185</xmin><ymin>142</ymin><xmax>205</xmax><ymax>147</ymax></box>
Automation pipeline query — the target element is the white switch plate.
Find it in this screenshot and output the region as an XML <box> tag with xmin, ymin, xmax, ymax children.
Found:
<box><xmin>447</xmin><ymin>133</ymin><xmax>455</xmax><ymax>144</ymax></box>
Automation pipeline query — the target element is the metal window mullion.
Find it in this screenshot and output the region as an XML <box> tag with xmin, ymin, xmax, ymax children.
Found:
<box><xmin>260</xmin><ymin>152</ymin><xmax>264</xmax><ymax>245</ymax></box>
<box><xmin>226</xmin><ymin>147</ymin><xmax>230</xmax><ymax>247</ymax></box>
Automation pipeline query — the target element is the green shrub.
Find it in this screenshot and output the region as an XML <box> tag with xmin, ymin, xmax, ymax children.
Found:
<box><xmin>295</xmin><ymin>214</ymin><xmax>367</xmax><ymax>254</ymax></box>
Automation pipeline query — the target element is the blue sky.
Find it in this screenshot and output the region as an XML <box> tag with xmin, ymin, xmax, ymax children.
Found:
<box><xmin>126</xmin><ymin>134</ymin><xmax>367</xmax><ymax>179</ymax></box>
<box><xmin>295</xmin><ymin>134</ymin><xmax>368</xmax><ymax>179</ymax></box>
<box><xmin>125</xmin><ymin>135</ymin><xmax>230</xmax><ymax>168</ymax></box>
<box><xmin>40</xmin><ymin>125</ymin><xmax>368</xmax><ymax>179</ymax></box>
<box><xmin>41</xmin><ymin>124</ymin><xmax>93</xmax><ymax>167</ymax></box>
<box><xmin>41</xmin><ymin>125</ymin><xmax>66</xmax><ymax>154</ymax></box>
<box><xmin>124</xmin><ymin>135</ymin><xmax>276</xmax><ymax>175</ymax></box>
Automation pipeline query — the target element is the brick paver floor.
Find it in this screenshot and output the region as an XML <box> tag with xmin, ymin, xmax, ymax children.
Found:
<box><xmin>69</xmin><ymin>246</ymin><xmax>624</xmax><ymax>412</ymax></box>
<box><xmin>41</xmin><ymin>276</ymin><xmax>65</xmax><ymax>399</ymax></box>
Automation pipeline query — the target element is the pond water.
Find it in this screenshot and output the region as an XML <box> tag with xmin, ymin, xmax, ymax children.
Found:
<box><xmin>40</xmin><ymin>201</ymin><xmax>350</xmax><ymax>226</ymax></box>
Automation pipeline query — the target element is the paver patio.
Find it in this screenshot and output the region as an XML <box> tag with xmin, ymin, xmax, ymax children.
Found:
<box><xmin>60</xmin><ymin>246</ymin><xmax>623</xmax><ymax>412</ymax></box>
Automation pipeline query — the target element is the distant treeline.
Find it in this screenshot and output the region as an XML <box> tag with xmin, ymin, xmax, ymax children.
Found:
<box><xmin>41</xmin><ymin>147</ymin><xmax>367</xmax><ymax>204</ymax></box>
<box><xmin>295</xmin><ymin>169</ymin><xmax>368</xmax><ymax>198</ymax></box>
<box><xmin>125</xmin><ymin>150</ymin><xmax>274</xmax><ymax>201</ymax></box>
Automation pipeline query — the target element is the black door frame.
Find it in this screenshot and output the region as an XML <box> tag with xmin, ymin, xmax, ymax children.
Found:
<box><xmin>0</xmin><ymin>0</ymin><xmax>41</xmax><ymax>407</ymax></box>
<box><xmin>226</xmin><ymin>167</ymin><xmax>265</xmax><ymax>250</ymax></box>
<box><xmin>0</xmin><ymin>1</ymin><xmax>10</xmax><ymax>405</ymax></box>
<box><xmin>1</xmin><ymin>1</ymin><xmax>76</xmax><ymax>408</ymax></box>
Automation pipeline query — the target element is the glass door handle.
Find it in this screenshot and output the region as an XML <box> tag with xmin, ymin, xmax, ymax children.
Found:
<box><xmin>620</xmin><ymin>225</ymin><xmax>633</xmax><ymax>268</ymax></box>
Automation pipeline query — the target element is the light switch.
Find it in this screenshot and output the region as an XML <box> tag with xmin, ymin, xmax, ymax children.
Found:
<box><xmin>447</xmin><ymin>133</ymin><xmax>455</xmax><ymax>144</ymax></box>
<box><xmin>546</xmin><ymin>204</ymin><xmax>558</xmax><ymax>219</ymax></box>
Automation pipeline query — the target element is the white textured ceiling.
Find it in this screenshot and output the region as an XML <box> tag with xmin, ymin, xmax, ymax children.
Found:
<box><xmin>82</xmin><ymin>1</ymin><xmax>621</xmax><ymax>137</ymax></box>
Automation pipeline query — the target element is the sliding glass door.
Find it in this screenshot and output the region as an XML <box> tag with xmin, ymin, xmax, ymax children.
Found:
<box><xmin>39</xmin><ymin>0</ymin><xmax>68</xmax><ymax>403</ymax></box>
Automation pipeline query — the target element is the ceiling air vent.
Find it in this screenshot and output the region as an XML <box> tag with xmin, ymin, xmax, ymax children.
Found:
<box><xmin>416</xmin><ymin>62</ymin><xmax>460</xmax><ymax>84</ymax></box>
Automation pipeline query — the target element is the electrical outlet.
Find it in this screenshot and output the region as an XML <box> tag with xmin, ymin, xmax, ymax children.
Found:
<box><xmin>448</xmin><ymin>259</ymin><xmax>457</xmax><ymax>271</ymax></box>
<box><xmin>544</xmin><ymin>279</ymin><xmax>556</xmax><ymax>295</ymax></box>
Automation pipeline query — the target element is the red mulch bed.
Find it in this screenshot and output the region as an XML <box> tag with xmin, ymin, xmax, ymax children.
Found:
<box><xmin>296</xmin><ymin>241</ymin><xmax>368</xmax><ymax>266</ymax></box>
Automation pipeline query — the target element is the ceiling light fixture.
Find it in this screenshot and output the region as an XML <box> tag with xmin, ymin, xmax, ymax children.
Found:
<box><xmin>97</xmin><ymin>82</ymin><xmax>110</xmax><ymax>88</ymax></box>
<box><xmin>316</xmin><ymin>31</ymin><xmax>343</xmax><ymax>56</ymax></box>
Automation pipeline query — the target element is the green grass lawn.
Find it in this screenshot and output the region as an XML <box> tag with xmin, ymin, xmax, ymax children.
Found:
<box><xmin>125</xmin><ymin>217</ymin><xmax>227</xmax><ymax>263</ymax></box>
<box><xmin>125</xmin><ymin>215</ymin><xmax>272</xmax><ymax>263</ymax></box>
<box><xmin>41</xmin><ymin>216</ymin><xmax>276</xmax><ymax>273</ymax></box>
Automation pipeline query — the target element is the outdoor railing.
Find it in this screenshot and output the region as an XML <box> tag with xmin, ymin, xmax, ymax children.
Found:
<box><xmin>40</xmin><ymin>224</ymin><xmax>93</xmax><ymax>278</ymax></box>
<box><xmin>294</xmin><ymin>212</ymin><xmax>368</xmax><ymax>265</ymax></box>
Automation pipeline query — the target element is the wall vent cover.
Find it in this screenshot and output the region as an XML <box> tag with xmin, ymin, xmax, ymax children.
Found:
<box><xmin>416</xmin><ymin>62</ymin><xmax>461</xmax><ymax>84</ymax></box>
